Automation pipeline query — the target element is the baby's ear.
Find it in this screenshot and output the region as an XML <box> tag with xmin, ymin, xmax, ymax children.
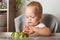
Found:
<box><xmin>40</xmin><ymin>16</ymin><xmax>43</xmax><ymax>19</ymax></box>
<box><xmin>40</xmin><ymin>14</ymin><xmax>43</xmax><ymax>18</ymax></box>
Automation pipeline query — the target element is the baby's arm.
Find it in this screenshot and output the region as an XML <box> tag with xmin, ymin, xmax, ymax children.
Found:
<box><xmin>30</xmin><ymin>26</ymin><xmax>51</xmax><ymax>36</ymax></box>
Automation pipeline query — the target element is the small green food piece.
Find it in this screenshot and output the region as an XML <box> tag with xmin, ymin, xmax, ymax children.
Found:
<box><xmin>23</xmin><ymin>34</ymin><xmax>28</xmax><ymax>38</ymax></box>
<box><xmin>19</xmin><ymin>34</ymin><xmax>24</xmax><ymax>38</ymax></box>
<box><xmin>19</xmin><ymin>33</ymin><xmax>28</xmax><ymax>38</ymax></box>
<box><xmin>11</xmin><ymin>32</ymin><xmax>15</xmax><ymax>38</ymax></box>
<box><xmin>14</xmin><ymin>32</ymin><xmax>18</xmax><ymax>37</ymax></box>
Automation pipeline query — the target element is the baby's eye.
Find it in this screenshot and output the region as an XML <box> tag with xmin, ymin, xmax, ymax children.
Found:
<box><xmin>31</xmin><ymin>16</ymin><xmax>35</xmax><ymax>18</ymax></box>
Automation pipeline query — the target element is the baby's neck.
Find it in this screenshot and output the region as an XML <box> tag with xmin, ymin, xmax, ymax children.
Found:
<box><xmin>26</xmin><ymin>22</ymin><xmax>40</xmax><ymax>27</ymax></box>
<box><xmin>28</xmin><ymin>23</ymin><xmax>40</xmax><ymax>27</ymax></box>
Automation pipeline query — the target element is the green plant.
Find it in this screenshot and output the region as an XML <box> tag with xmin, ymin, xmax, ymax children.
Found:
<box><xmin>16</xmin><ymin>0</ymin><xmax>30</xmax><ymax>11</ymax></box>
<box><xmin>16</xmin><ymin>0</ymin><xmax>21</xmax><ymax>11</ymax></box>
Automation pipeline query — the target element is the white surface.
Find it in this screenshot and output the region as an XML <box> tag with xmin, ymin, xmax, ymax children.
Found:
<box><xmin>0</xmin><ymin>32</ymin><xmax>60</xmax><ymax>37</ymax></box>
<box><xmin>0</xmin><ymin>32</ymin><xmax>60</xmax><ymax>40</ymax></box>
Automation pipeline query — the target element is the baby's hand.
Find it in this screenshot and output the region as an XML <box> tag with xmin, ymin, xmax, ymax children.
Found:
<box><xmin>23</xmin><ymin>26</ymin><xmax>29</xmax><ymax>34</ymax></box>
<box><xmin>29</xmin><ymin>26</ymin><xmax>35</xmax><ymax>34</ymax></box>
<box><xmin>29</xmin><ymin>29</ymin><xmax>34</xmax><ymax>35</ymax></box>
<box><xmin>23</xmin><ymin>26</ymin><xmax>35</xmax><ymax>35</ymax></box>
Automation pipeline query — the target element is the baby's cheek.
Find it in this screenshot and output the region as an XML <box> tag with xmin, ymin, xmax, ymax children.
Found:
<box><xmin>26</xmin><ymin>19</ymin><xmax>28</xmax><ymax>22</ymax></box>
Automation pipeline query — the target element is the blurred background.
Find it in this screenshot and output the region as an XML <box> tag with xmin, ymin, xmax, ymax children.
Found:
<box><xmin>0</xmin><ymin>0</ymin><xmax>60</xmax><ymax>32</ymax></box>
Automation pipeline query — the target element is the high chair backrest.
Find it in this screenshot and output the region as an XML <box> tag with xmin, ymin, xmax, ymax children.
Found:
<box><xmin>40</xmin><ymin>14</ymin><xmax>58</xmax><ymax>33</ymax></box>
<box><xmin>14</xmin><ymin>14</ymin><xmax>26</xmax><ymax>32</ymax></box>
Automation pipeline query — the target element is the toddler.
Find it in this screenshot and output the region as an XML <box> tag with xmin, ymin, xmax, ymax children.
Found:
<box><xmin>23</xmin><ymin>1</ymin><xmax>51</xmax><ymax>36</ymax></box>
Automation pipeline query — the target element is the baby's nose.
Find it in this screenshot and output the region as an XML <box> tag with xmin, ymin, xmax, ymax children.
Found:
<box><xmin>28</xmin><ymin>17</ymin><xmax>32</xmax><ymax>21</ymax></box>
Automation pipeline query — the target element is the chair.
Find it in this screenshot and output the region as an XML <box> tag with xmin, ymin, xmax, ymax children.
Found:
<box><xmin>40</xmin><ymin>14</ymin><xmax>58</xmax><ymax>33</ymax></box>
<box><xmin>14</xmin><ymin>14</ymin><xmax>58</xmax><ymax>33</ymax></box>
<box><xmin>14</xmin><ymin>14</ymin><xmax>26</xmax><ymax>32</ymax></box>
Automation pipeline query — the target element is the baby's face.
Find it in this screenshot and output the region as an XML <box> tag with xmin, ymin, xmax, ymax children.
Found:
<box><xmin>25</xmin><ymin>6</ymin><xmax>41</xmax><ymax>26</ymax></box>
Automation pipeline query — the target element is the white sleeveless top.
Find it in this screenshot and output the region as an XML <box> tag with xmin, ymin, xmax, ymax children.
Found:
<box><xmin>35</xmin><ymin>23</ymin><xmax>46</xmax><ymax>28</ymax></box>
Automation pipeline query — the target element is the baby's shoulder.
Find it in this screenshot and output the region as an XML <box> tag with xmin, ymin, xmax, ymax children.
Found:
<box><xmin>35</xmin><ymin>23</ymin><xmax>46</xmax><ymax>28</ymax></box>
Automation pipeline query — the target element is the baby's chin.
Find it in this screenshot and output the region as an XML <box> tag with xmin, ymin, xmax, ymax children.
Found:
<box><xmin>28</xmin><ymin>24</ymin><xmax>36</xmax><ymax>27</ymax></box>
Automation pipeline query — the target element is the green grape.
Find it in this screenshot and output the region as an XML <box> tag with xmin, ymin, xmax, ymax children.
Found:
<box><xmin>19</xmin><ymin>33</ymin><xmax>28</xmax><ymax>38</ymax></box>
<box><xmin>12</xmin><ymin>32</ymin><xmax>19</xmax><ymax>38</ymax></box>
<box><xmin>23</xmin><ymin>35</ymin><xmax>27</xmax><ymax>38</ymax></box>
<box><xmin>11</xmin><ymin>32</ymin><xmax>15</xmax><ymax>38</ymax></box>
<box><xmin>14</xmin><ymin>32</ymin><xmax>18</xmax><ymax>37</ymax></box>
<box><xmin>23</xmin><ymin>34</ymin><xmax>28</xmax><ymax>38</ymax></box>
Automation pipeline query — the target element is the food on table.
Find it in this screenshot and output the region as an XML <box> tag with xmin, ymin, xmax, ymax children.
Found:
<box><xmin>11</xmin><ymin>32</ymin><xmax>28</xmax><ymax>38</ymax></box>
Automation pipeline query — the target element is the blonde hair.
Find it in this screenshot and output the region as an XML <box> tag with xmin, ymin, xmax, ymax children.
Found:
<box><xmin>27</xmin><ymin>1</ymin><xmax>42</xmax><ymax>15</ymax></box>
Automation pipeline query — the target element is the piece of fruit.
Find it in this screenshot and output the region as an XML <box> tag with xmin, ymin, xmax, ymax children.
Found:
<box><xmin>23</xmin><ymin>34</ymin><xmax>28</xmax><ymax>38</ymax></box>
<box><xmin>11</xmin><ymin>32</ymin><xmax>15</xmax><ymax>38</ymax></box>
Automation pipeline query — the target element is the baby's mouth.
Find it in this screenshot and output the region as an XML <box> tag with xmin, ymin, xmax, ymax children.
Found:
<box><xmin>28</xmin><ymin>22</ymin><xmax>32</xmax><ymax>23</ymax></box>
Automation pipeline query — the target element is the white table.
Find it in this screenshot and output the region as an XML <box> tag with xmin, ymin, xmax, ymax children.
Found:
<box><xmin>0</xmin><ymin>32</ymin><xmax>60</xmax><ymax>40</ymax></box>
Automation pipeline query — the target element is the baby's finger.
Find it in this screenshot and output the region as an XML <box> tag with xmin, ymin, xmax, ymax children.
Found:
<box><xmin>24</xmin><ymin>26</ymin><xmax>26</xmax><ymax>28</ymax></box>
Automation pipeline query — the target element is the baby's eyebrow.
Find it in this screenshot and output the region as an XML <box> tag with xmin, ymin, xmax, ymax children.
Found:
<box><xmin>31</xmin><ymin>16</ymin><xmax>35</xmax><ymax>17</ymax></box>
